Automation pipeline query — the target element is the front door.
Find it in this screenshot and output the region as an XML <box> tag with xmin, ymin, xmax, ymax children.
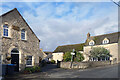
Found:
<box><xmin>11</xmin><ymin>54</ymin><xmax>19</xmax><ymax>72</ymax></box>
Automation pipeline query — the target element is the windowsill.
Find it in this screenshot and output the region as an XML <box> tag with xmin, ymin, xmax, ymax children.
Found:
<box><xmin>26</xmin><ymin>65</ymin><xmax>33</xmax><ymax>67</ymax></box>
<box><xmin>21</xmin><ymin>39</ymin><xmax>27</xmax><ymax>42</ymax></box>
<box><xmin>89</xmin><ymin>45</ymin><xmax>94</xmax><ymax>46</ymax></box>
<box><xmin>102</xmin><ymin>43</ymin><xmax>109</xmax><ymax>45</ymax></box>
<box><xmin>2</xmin><ymin>36</ymin><xmax>11</xmax><ymax>39</ymax></box>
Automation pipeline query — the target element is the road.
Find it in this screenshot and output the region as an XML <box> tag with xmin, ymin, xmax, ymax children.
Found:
<box><xmin>3</xmin><ymin>64</ymin><xmax>119</xmax><ymax>80</ymax></box>
<box><xmin>42</xmin><ymin>64</ymin><xmax>118</xmax><ymax>78</ymax></box>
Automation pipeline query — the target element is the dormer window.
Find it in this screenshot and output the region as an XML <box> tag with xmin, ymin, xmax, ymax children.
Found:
<box><xmin>21</xmin><ymin>29</ymin><xmax>26</xmax><ymax>40</ymax></box>
<box><xmin>3</xmin><ymin>24</ymin><xmax>9</xmax><ymax>37</ymax></box>
<box><xmin>89</xmin><ymin>40</ymin><xmax>95</xmax><ymax>46</ymax></box>
<box><xmin>102</xmin><ymin>38</ymin><xmax>109</xmax><ymax>44</ymax></box>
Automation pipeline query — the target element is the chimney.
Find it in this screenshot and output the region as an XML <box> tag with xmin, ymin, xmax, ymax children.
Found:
<box><xmin>87</xmin><ymin>32</ymin><xmax>90</xmax><ymax>39</ymax></box>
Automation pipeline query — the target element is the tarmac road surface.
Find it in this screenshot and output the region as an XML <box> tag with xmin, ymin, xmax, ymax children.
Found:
<box><xmin>3</xmin><ymin>63</ymin><xmax>119</xmax><ymax>80</ymax></box>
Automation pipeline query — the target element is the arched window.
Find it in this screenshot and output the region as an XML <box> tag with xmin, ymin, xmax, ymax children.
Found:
<box><xmin>89</xmin><ymin>40</ymin><xmax>95</xmax><ymax>46</ymax></box>
<box><xmin>102</xmin><ymin>38</ymin><xmax>109</xmax><ymax>44</ymax></box>
<box><xmin>21</xmin><ymin>29</ymin><xmax>25</xmax><ymax>40</ymax></box>
<box><xmin>3</xmin><ymin>24</ymin><xmax>9</xmax><ymax>37</ymax></box>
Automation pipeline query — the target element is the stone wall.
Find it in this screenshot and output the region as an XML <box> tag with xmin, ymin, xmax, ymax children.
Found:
<box><xmin>60</xmin><ymin>61</ymin><xmax>111</xmax><ymax>69</ymax></box>
<box><xmin>0</xmin><ymin>9</ymin><xmax>41</xmax><ymax>71</ymax></box>
<box><xmin>0</xmin><ymin>15</ymin><xmax>2</xmax><ymax>76</ymax></box>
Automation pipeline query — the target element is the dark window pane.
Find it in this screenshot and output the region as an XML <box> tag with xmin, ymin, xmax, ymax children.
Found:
<box><xmin>3</xmin><ymin>29</ymin><xmax>8</xmax><ymax>36</ymax></box>
<box><xmin>26</xmin><ymin>56</ymin><xmax>32</xmax><ymax>65</ymax></box>
<box><xmin>21</xmin><ymin>30</ymin><xmax>25</xmax><ymax>40</ymax></box>
<box><xmin>3</xmin><ymin>24</ymin><xmax>8</xmax><ymax>28</ymax></box>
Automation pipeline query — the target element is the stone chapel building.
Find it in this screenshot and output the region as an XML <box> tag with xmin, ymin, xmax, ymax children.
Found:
<box><xmin>0</xmin><ymin>8</ymin><xmax>41</xmax><ymax>71</ymax></box>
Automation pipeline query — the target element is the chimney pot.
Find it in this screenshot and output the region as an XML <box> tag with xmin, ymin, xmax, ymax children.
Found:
<box><xmin>87</xmin><ymin>32</ymin><xmax>90</xmax><ymax>38</ymax></box>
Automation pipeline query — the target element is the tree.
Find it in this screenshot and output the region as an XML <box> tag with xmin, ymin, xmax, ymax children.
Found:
<box><xmin>89</xmin><ymin>47</ymin><xmax>112</xmax><ymax>61</ymax></box>
<box><xmin>63</xmin><ymin>52</ymin><xmax>72</xmax><ymax>62</ymax></box>
<box><xmin>63</xmin><ymin>51</ymin><xmax>84</xmax><ymax>62</ymax></box>
<box><xmin>74</xmin><ymin>51</ymin><xmax>84</xmax><ymax>62</ymax></box>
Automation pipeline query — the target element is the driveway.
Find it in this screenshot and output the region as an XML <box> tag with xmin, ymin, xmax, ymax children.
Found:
<box><xmin>2</xmin><ymin>64</ymin><xmax>119</xmax><ymax>80</ymax></box>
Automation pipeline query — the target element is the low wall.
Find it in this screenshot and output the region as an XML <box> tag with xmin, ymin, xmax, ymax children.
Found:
<box><xmin>60</xmin><ymin>61</ymin><xmax>111</xmax><ymax>69</ymax></box>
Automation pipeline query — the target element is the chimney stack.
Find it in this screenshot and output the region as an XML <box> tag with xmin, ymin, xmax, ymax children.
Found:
<box><xmin>87</xmin><ymin>32</ymin><xmax>90</xmax><ymax>39</ymax></box>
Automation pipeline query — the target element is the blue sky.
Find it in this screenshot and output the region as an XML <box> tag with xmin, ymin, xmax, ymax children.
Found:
<box><xmin>0</xmin><ymin>2</ymin><xmax>118</xmax><ymax>51</ymax></box>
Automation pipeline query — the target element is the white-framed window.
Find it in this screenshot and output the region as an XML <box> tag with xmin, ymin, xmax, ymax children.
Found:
<box><xmin>90</xmin><ymin>57</ymin><xmax>110</xmax><ymax>61</ymax></box>
<box><xmin>26</xmin><ymin>56</ymin><xmax>32</xmax><ymax>66</ymax></box>
<box><xmin>90</xmin><ymin>57</ymin><xmax>98</xmax><ymax>61</ymax></box>
<box><xmin>0</xmin><ymin>55</ymin><xmax>2</xmax><ymax>64</ymax></box>
<box><xmin>89</xmin><ymin>41</ymin><xmax>95</xmax><ymax>46</ymax></box>
<box><xmin>106</xmin><ymin>57</ymin><xmax>110</xmax><ymax>61</ymax></box>
<box><xmin>3</xmin><ymin>24</ymin><xmax>9</xmax><ymax>37</ymax></box>
<box><xmin>21</xmin><ymin>29</ymin><xmax>25</xmax><ymax>40</ymax></box>
<box><xmin>102</xmin><ymin>40</ymin><xmax>109</xmax><ymax>44</ymax></box>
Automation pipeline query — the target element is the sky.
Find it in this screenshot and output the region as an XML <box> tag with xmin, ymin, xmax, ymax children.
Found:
<box><xmin>0</xmin><ymin>2</ymin><xmax>118</xmax><ymax>52</ymax></box>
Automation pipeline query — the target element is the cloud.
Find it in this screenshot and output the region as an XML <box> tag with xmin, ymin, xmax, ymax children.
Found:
<box><xmin>1</xmin><ymin>0</ymin><xmax>119</xmax><ymax>2</ymax></box>
<box><xmin>1</xmin><ymin>2</ymin><xmax>118</xmax><ymax>51</ymax></box>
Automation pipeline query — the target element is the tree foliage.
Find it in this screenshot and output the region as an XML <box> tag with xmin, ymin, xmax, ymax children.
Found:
<box><xmin>90</xmin><ymin>47</ymin><xmax>112</xmax><ymax>58</ymax></box>
<box><xmin>74</xmin><ymin>51</ymin><xmax>84</xmax><ymax>62</ymax></box>
<box><xmin>63</xmin><ymin>51</ymin><xmax>84</xmax><ymax>62</ymax></box>
<box><xmin>63</xmin><ymin>52</ymin><xmax>72</xmax><ymax>62</ymax></box>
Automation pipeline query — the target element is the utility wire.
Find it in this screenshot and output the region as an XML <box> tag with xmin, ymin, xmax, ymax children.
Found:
<box><xmin>111</xmin><ymin>0</ymin><xmax>120</xmax><ymax>7</ymax></box>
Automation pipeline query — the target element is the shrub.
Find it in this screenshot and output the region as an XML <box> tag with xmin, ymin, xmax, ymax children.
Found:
<box><xmin>89</xmin><ymin>47</ymin><xmax>112</xmax><ymax>60</ymax></box>
<box><xmin>51</xmin><ymin>60</ymin><xmax>56</xmax><ymax>64</ymax></box>
<box><xmin>74</xmin><ymin>51</ymin><xmax>84</xmax><ymax>62</ymax></box>
<box><xmin>63</xmin><ymin>52</ymin><xmax>72</xmax><ymax>62</ymax></box>
<box><xmin>24</xmin><ymin>66</ymin><xmax>41</xmax><ymax>74</ymax></box>
<box><xmin>63</xmin><ymin>51</ymin><xmax>84</xmax><ymax>62</ymax></box>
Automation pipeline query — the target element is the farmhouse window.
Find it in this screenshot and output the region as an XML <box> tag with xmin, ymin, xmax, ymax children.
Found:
<box><xmin>26</xmin><ymin>56</ymin><xmax>32</xmax><ymax>66</ymax></box>
<box><xmin>102</xmin><ymin>38</ymin><xmax>109</xmax><ymax>44</ymax></box>
<box><xmin>102</xmin><ymin>40</ymin><xmax>109</xmax><ymax>44</ymax></box>
<box><xmin>89</xmin><ymin>41</ymin><xmax>95</xmax><ymax>46</ymax></box>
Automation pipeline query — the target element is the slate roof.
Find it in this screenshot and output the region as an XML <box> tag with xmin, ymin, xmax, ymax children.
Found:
<box><xmin>44</xmin><ymin>52</ymin><xmax>53</xmax><ymax>55</ymax></box>
<box><xmin>85</xmin><ymin>32</ymin><xmax>120</xmax><ymax>46</ymax></box>
<box><xmin>0</xmin><ymin>8</ymin><xmax>40</xmax><ymax>42</ymax></box>
<box><xmin>54</xmin><ymin>43</ymin><xmax>85</xmax><ymax>53</ymax></box>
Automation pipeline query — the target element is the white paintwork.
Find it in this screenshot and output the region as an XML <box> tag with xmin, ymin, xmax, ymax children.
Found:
<box><xmin>71</xmin><ymin>52</ymin><xmax>75</xmax><ymax>55</ymax></box>
<box><xmin>52</xmin><ymin>52</ymin><xmax>64</xmax><ymax>63</ymax></box>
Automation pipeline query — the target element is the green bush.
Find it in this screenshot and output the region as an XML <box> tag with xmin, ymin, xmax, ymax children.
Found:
<box><xmin>63</xmin><ymin>51</ymin><xmax>84</xmax><ymax>62</ymax></box>
<box><xmin>63</xmin><ymin>52</ymin><xmax>72</xmax><ymax>62</ymax></box>
<box><xmin>24</xmin><ymin>66</ymin><xmax>41</xmax><ymax>74</ymax></box>
<box><xmin>24</xmin><ymin>67</ymin><xmax>32</xmax><ymax>73</ymax></box>
<box><xmin>51</xmin><ymin>60</ymin><xmax>56</xmax><ymax>64</ymax></box>
<box><xmin>74</xmin><ymin>51</ymin><xmax>84</xmax><ymax>62</ymax></box>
